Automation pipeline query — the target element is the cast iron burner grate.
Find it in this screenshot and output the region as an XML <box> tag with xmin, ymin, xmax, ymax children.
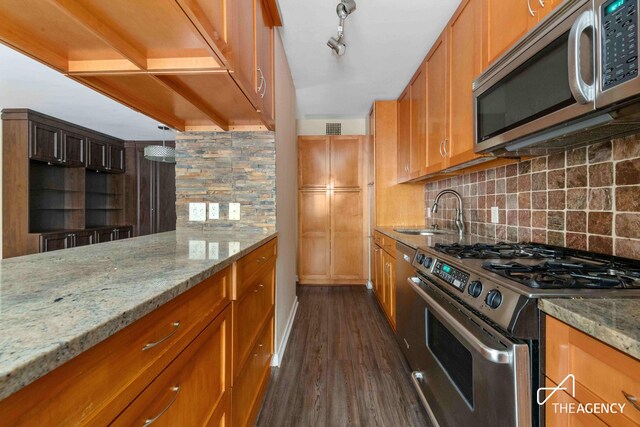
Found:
<box><xmin>433</xmin><ymin>242</ymin><xmax>565</xmax><ymax>260</ymax></box>
<box><xmin>482</xmin><ymin>260</ymin><xmax>640</xmax><ymax>289</ymax></box>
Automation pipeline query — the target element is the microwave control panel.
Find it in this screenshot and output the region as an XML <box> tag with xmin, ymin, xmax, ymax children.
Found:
<box><xmin>602</xmin><ymin>0</ymin><xmax>638</xmax><ymax>90</ymax></box>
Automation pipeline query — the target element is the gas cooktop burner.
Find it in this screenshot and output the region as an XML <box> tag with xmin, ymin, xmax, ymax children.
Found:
<box><xmin>434</xmin><ymin>242</ymin><xmax>564</xmax><ymax>260</ymax></box>
<box><xmin>482</xmin><ymin>260</ymin><xmax>640</xmax><ymax>289</ymax></box>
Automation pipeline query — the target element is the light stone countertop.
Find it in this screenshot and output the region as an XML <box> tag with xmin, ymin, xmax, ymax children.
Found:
<box><xmin>539</xmin><ymin>298</ymin><xmax>640</xmax><ymax>360</ymax></box>
<box><xmin>0</xmin><ymin>229</ymin><xmax>277</xmax><ymax>400</ymax></box>
<box><xmin>375</xmin><ymin>227</ymin><xmax>640</xmax><ymax>360</ymax></box>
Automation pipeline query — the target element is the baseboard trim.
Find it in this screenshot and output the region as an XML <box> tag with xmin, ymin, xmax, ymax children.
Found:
<box><xmin>271</xmin><ymin>297</ymin><xmax>299</xmax><ymax>367</ymax></box>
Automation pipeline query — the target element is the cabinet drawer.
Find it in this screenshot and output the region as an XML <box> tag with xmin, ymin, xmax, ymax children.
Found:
<box><xmin>373</xmin><ymin>230</ymin><xmax>385</xmax><ymax>247</ymax></box>
<box><xmin>235</xmin><ymin>238</ymin><xmax>277</xmax><ymax>299</ymax></box>
<box><xmin>232</xmin><ymin>317</ymin><xmax>274</xmax><ymax>427</ymax></box>
<box><xmin>0</xmin><ymin>267</ymin><xmax>232</xmax><ymax>426</ymax></box>
<box><xmin>544</xmin><ymin>377</ymin><xmax>608</xmax><ymax>427</ymax></box>
<box><xmin>112</xmin><ymin>305</ymin><xmax>232</xmax><ymax>427</ymax></box>
<box><xmin>373</xmin><ymin>231</ymin><xmax>396</xmax><ymax>255</ymax></box>
<box><xmin>234</xmin><ymin>259</ymin><xmax>275</xmax><ymax>376</ymax></box>
<box><xmin>546</xmin><ymin>316</ymin><xmax>640</xmax><ymax>427</ymax></box>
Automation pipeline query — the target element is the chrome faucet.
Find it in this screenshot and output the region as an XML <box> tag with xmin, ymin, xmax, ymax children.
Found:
<box><xmin>431</xmin><ymin>189</ymin><xmax>465</xmax><ymax>236</ymax></box>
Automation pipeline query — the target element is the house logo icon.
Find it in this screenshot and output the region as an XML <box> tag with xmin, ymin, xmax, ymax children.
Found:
<box><xmin>537</xmin><ymin>374</ymin><xmax>575</xmax><ymax>405</ymax></box>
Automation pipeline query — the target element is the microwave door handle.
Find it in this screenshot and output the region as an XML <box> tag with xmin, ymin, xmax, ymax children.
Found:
<box><xmin>568</xmin><ymin>10</ymin><xmax>595</xmax><ymax>104</ymax></box>
<box><xmin>407</xmin><ymin>278</ymin><xmax>512</xmax><ymax>364</ymax></box>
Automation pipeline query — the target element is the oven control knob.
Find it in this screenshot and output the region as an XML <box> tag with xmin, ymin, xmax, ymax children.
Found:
<box><xmin>422</xmin><ymin>257</ymin><xmax>432</xmax><ymax>268</ymax></box>
<box><xmin>485</xmin><ymin>290</ymin><xmax>503</xmax><ymax>309</ymax></box>
<box><xmin>416</xmin><ymin>254</ymin><xmax>426</xmax><ymax>265</ymax></box>
<box><xmin>468</xmin><ymin>281</ymin><xmax>483</xmax><ymax>298</ymax></box>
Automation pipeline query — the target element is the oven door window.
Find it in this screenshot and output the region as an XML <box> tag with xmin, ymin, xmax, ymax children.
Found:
<box><xmin>426</xmin><ymin>310</ymin><xmax>474</xmax><ymax>407</ymax></box>
<box><xmin>476</xmin><ymin>31</ymin><xmax>576</xmax><ymax>142</ymax></box>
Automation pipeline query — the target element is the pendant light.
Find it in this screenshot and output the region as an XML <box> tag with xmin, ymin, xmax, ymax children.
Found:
<box><xmin>144</xmin><ymin>125</ymin><xmax>176</xmax><ymax>163</ymax></box>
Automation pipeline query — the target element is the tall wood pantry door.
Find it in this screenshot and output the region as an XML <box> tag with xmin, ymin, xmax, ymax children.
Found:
<box><xmin>298</xmin><ymin>135</ymin><xmax>366</xmax><ymax>285</ymax></box>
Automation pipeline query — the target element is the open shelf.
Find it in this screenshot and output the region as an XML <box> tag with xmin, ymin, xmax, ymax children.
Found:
<box><xmin>85</xmin><ymin>170</ymin><xmax>124</xmax><ymax>228</ymax></box>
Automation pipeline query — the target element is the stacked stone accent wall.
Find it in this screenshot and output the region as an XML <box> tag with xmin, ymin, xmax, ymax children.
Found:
<box><xmin>175</xmin><ymin>131</ymin><xmax>276</xmax><ymax>233</ymax></box>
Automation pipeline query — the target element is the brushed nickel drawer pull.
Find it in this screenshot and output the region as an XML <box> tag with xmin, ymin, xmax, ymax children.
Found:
<box><xmin>142</xmin><ymin>322</ymin><xmax>180</xmax><ymax>351</ymax></box>
<box><xmin>143</xmin><ymin>385</ymin><xmax>180</xmax><ymax>426</ymax></box>
<box><xmin>622</xmin><ymin>391</ymin><xmax>640</xmax><ymax>412</ymax></box>
<box><xmin>254</xmin><ymin>284</ymin><xmax>265</xmax><ymax>293</ymax></box>
<box><xmin>256</xmin><ymin>255</ymin><xmax>268</xmax><ymax>264</ymax></box>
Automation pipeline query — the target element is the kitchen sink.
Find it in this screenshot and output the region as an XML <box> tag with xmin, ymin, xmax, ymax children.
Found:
<box><xmin>393</xmin><ymin>228</ymin><xmax>455</xmax><ymax>236</ymax></box>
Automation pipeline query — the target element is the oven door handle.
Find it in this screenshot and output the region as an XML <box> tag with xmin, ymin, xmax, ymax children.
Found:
<box><xmin>408</xmin><ymin>278</ymin><xmax>513</xmax><ymax>364</ymax></box>
<box><xmin>568</xmin><ymin>9</ymin><xmax>595</xmax><ymax>104</ymax></box>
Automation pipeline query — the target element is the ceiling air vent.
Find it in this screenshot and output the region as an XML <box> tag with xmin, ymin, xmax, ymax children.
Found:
<box><xmin>326</xmin><ymin>122</ymin><xmax>342</xmax><ymax>135</ymax></box>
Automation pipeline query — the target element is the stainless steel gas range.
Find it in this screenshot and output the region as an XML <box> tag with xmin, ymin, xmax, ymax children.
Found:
<box><xmin>395</xmin><ymin>241</ymin><xmax>640</xmax><ymax>427</ymax></box>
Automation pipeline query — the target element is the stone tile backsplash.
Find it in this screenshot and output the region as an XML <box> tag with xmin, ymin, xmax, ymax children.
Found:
<box><xmin>425</xmin><ymin>135</ymin><xmax>640</xmax><ymax>259</ymax></box>
<box><xmin>175</xmin><ymin>131</ymin><xmax>276</xmax><ymax>233</ymax></box>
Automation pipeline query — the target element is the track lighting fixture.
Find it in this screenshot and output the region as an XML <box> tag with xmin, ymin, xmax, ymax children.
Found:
<box><xmin>327</xmin><ymin>0</ymin><xmax>356</xmax><ymax>56</ymax></box>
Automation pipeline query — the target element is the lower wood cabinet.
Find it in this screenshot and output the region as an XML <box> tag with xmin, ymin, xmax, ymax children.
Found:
<box><xmin>545</xmin><ymin>316</ymin><xmax>640</xmax><ymax>427</ymax></box>
<box><xmin>372</xmin><ymin>231</ymin><xmax>397</xmax><ymax>330</ymax></box>
<box><xmin>111</xmin><ymin>306</ymin><xmax>232</xmax><ymax>427</ymax></box>
<box><xmin>39</xmin><ymin>226</ymin><xmax>133</xmax><ymax>253</ymax></box>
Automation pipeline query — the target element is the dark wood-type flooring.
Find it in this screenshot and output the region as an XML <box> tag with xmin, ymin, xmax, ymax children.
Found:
<box><xmin>256</xmin><ymin>286</ymin><xmax>431</xmax><ymax>427</ymax></box>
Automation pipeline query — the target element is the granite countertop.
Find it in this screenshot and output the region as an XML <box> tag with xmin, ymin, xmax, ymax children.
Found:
<box><xmin>539</xmin><ymin>298</ymin><xmax>640</xmax><ymax>360</ymax></box>
<box><xmin>374</xmin><ymin>226</ymin><xmax>501</xmax><ymax>249</ymax></box>
<box><xmin>0</xmin><ymin>229</ymin><xmax>277</xmax><ymax>400</ymax></box>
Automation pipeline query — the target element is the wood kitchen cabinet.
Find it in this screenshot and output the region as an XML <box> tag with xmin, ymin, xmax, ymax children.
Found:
<box><xmin>61</xmin><ymin>130</ymin><xmax>86</xmax><ymax>167</ymax></box>
<box><xmin>545</xmin><ymin>316</ymin><xmax>640</xmax><ymax>427</ymax></box>
<box><xmin>425</xmin><ymin>34</ymin><xmax>449</xmax><ymax>175</ymax></box>
<box><xmin>124</xmin><ymin>141</ymin><xmax>177</xmax><ymax>237</ymax></box>
<box><xmin>30</xmin><ymin>122</ymin><xmax>61</xmax><ymax>164</ymax></box>
<box><xmin>447</xmin><ymin>0</ymin><xmax>485</xmax><ymax>168</ymax></box>
<box><xmin>298</xmin><ymin>136</ymin><xmax>366</xmax><ymax>285</ymax></box>
<box><xmin>484</xmin><ymin>0</ymin><xmax>562</xmax><ymax>67</ymax></box>
<box><xmin>87</xmin><ymin>138</ymin><xmax>126</xmax><ymax>174</ymax></box>
<box><xmin>397</xmin><ymin>87</ymin><xmax>412</xmax><ymax>182</ymax></box>
<box><xmin>410</xmin><ymin>62</ymin><xmax>428</xmax><ymax>178</ymax></box>
<box><xmin>373</xmin><ymin>231</ymin><xmax>397</xmax><ymax>329</ymax></box>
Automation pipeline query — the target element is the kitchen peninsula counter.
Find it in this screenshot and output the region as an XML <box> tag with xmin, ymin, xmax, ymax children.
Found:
<box><xmin>0</xmin><ymin>229</ymin><xmax>277</xmax><ymax>400</ymax></box>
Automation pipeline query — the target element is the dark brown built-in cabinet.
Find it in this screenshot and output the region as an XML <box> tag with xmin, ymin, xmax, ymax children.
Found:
<box><xmin>124</xmin><ymin>141</ymin><xmax>176</xmax><ymax>237</ymax></box>
<box><xmin>2</xmin><ymin>109</ymin><xmax>133</xmax><ymax>258</ymax></box>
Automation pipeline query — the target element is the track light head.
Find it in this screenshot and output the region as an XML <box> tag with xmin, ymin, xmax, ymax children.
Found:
<box><xmin>327</xmin><ymin>37</ymin><xmax>346</xmax><ymax>56</ymax></box>
<box><xmin>336</xmin><ymin>0</ymin><xmax>356</xmax><ymax>19</ymax></box>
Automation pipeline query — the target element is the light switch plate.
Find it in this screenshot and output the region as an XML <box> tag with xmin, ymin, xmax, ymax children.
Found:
<box><xmin>229</xmin><ymin>203</ymin><xmax>240</xmax><ymax>221</ymax></box>
<box><xmin>427</xmin><ymin>207</ymin><xmax>432</xmax><ymax>218</ymax></box>
<box><xmin>229</xmin><ymin>241</ymin><xmax>240</xmax><ymax>255</ymax></box>
<box><xmin>189</xmin><ymin>240</ymin><xmax>206</xmax><ymax>259</ymax></box>
<box><xmin>491</xmin><ymin>206</ymin><xmax>499</xmax><ymax>224</ymax></box>
<box><xmin>209</xmin><ymin>203</ymin><xmax>219</xmax><ymax>220</ymax></box>
<box><xmin>208</xmin><ymin>242</ymin><xmax>219</xmax><ymax>260</ymax></box>
<box><xmin>189</xmin><ymin>202</ymin><xmax>206</xmax><ymax>222</ymax></box>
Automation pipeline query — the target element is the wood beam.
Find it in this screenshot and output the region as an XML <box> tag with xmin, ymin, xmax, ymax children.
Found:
<box><xmin>70</xmin><ymin>75</ymin><xmax>186</xmax><ymax>131</ymax></box>
<box><xmin>47</xmin><ymin>0</ymin><xmax>147</xmax><ymax>70</ymax></box>
<box><xmin>67</xmin><ymin>57</ymin><xmax>224</xmax><ymax>76</ymax></box>
<box><xmin>151</xmin><ymin>75</ymin><xmax>230</xmax><ymax>131</ymax></box>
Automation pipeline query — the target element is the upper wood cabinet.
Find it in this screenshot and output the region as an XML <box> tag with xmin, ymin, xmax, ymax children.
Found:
<box><xmin>30</xmin><ymin>122</ymin><xmax>61</xmax><ymax>164</ymax></box>
<box><xmin>484</xmin><ymin>0</ymin><xmax>563</xmax><ymax>66</ymax></box>
<box><xmin>298</xmin><ymin>136</ymin><xmax>330</xmax><ymax>188</ymax></box>
<box><xmin>425</xmin><ymin>35</ymin><xmax>449</xmax><ymax>175</ymax></box>
<box><xmin>410</xmin><ymin>63</ymin><xmax>427</xmax><ymax>177</ymax></box>
<box><xmin>61</xmin><ymin>130</ymin><xmax>86</xmax><ymax>167</ymax></box>
<box><xmin>0</xmin><ymin>0</ymin><xmax>281</xmax><ymax>131</ymax></box>
<box><xmin>447</xmin><ymin>0</ymin><xmax>485</xmax><ymax>168</ymax></box>
<box><xmin>397</xmin><ymin>87</ymin><xmax>411</xmax><ymax>183</ymax></box>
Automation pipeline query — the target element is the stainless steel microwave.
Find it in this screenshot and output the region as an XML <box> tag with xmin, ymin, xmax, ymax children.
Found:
<box><xmin>474</xmin><ymin>0</ymin><xmax>640</xmax><ymax>156</ymax></box>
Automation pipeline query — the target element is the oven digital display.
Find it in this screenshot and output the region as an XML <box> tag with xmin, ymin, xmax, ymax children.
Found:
<box><xmin>433</xmin><ymin>260</ymin><xmax>470</xmax><ymax>292</ymax></box>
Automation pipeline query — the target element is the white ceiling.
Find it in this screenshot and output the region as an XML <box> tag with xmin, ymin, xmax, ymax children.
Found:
<box><xmin>0</xmin><ymin>45</ymin><xmax>174</xmax><ymax>140</ymax></box>
<box><xmin>278</xmin><ymin>0</ymin><xmax>460</xmax><ymax>119</ymax></box>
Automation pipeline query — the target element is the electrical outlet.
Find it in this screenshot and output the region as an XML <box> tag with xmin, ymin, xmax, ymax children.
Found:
<box><xmin>229</xmin><ymin>241</ymin><xmax>240</xmax><ymax>255</ymax></box>
<box><xmin>189</xmin><ymin>240</ymin><xmax>206</xmax><ymax>259</ymax></box>
<box><xmin>491</xmin><ymin>206</ymin><xmax>499</xmax><ymax>224</ymax></box>
<box><xmin>189</xmin><ymin>202</ymin><xmax>206</xmax><ymax>222</ymax></box>
<box><xmin>229</xmin><ymin>203</ymin><xmax>240</xmax><ymax>221</ymax></box>
<box><xmin>208</xmin><ymin>242</ymin><xmax>219</xmax><ymax>260</ymax></box>
<box><xmin>208</xmin><ymin>203</ymin><xmax>219</xmax><ymax>220</ymax></box>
